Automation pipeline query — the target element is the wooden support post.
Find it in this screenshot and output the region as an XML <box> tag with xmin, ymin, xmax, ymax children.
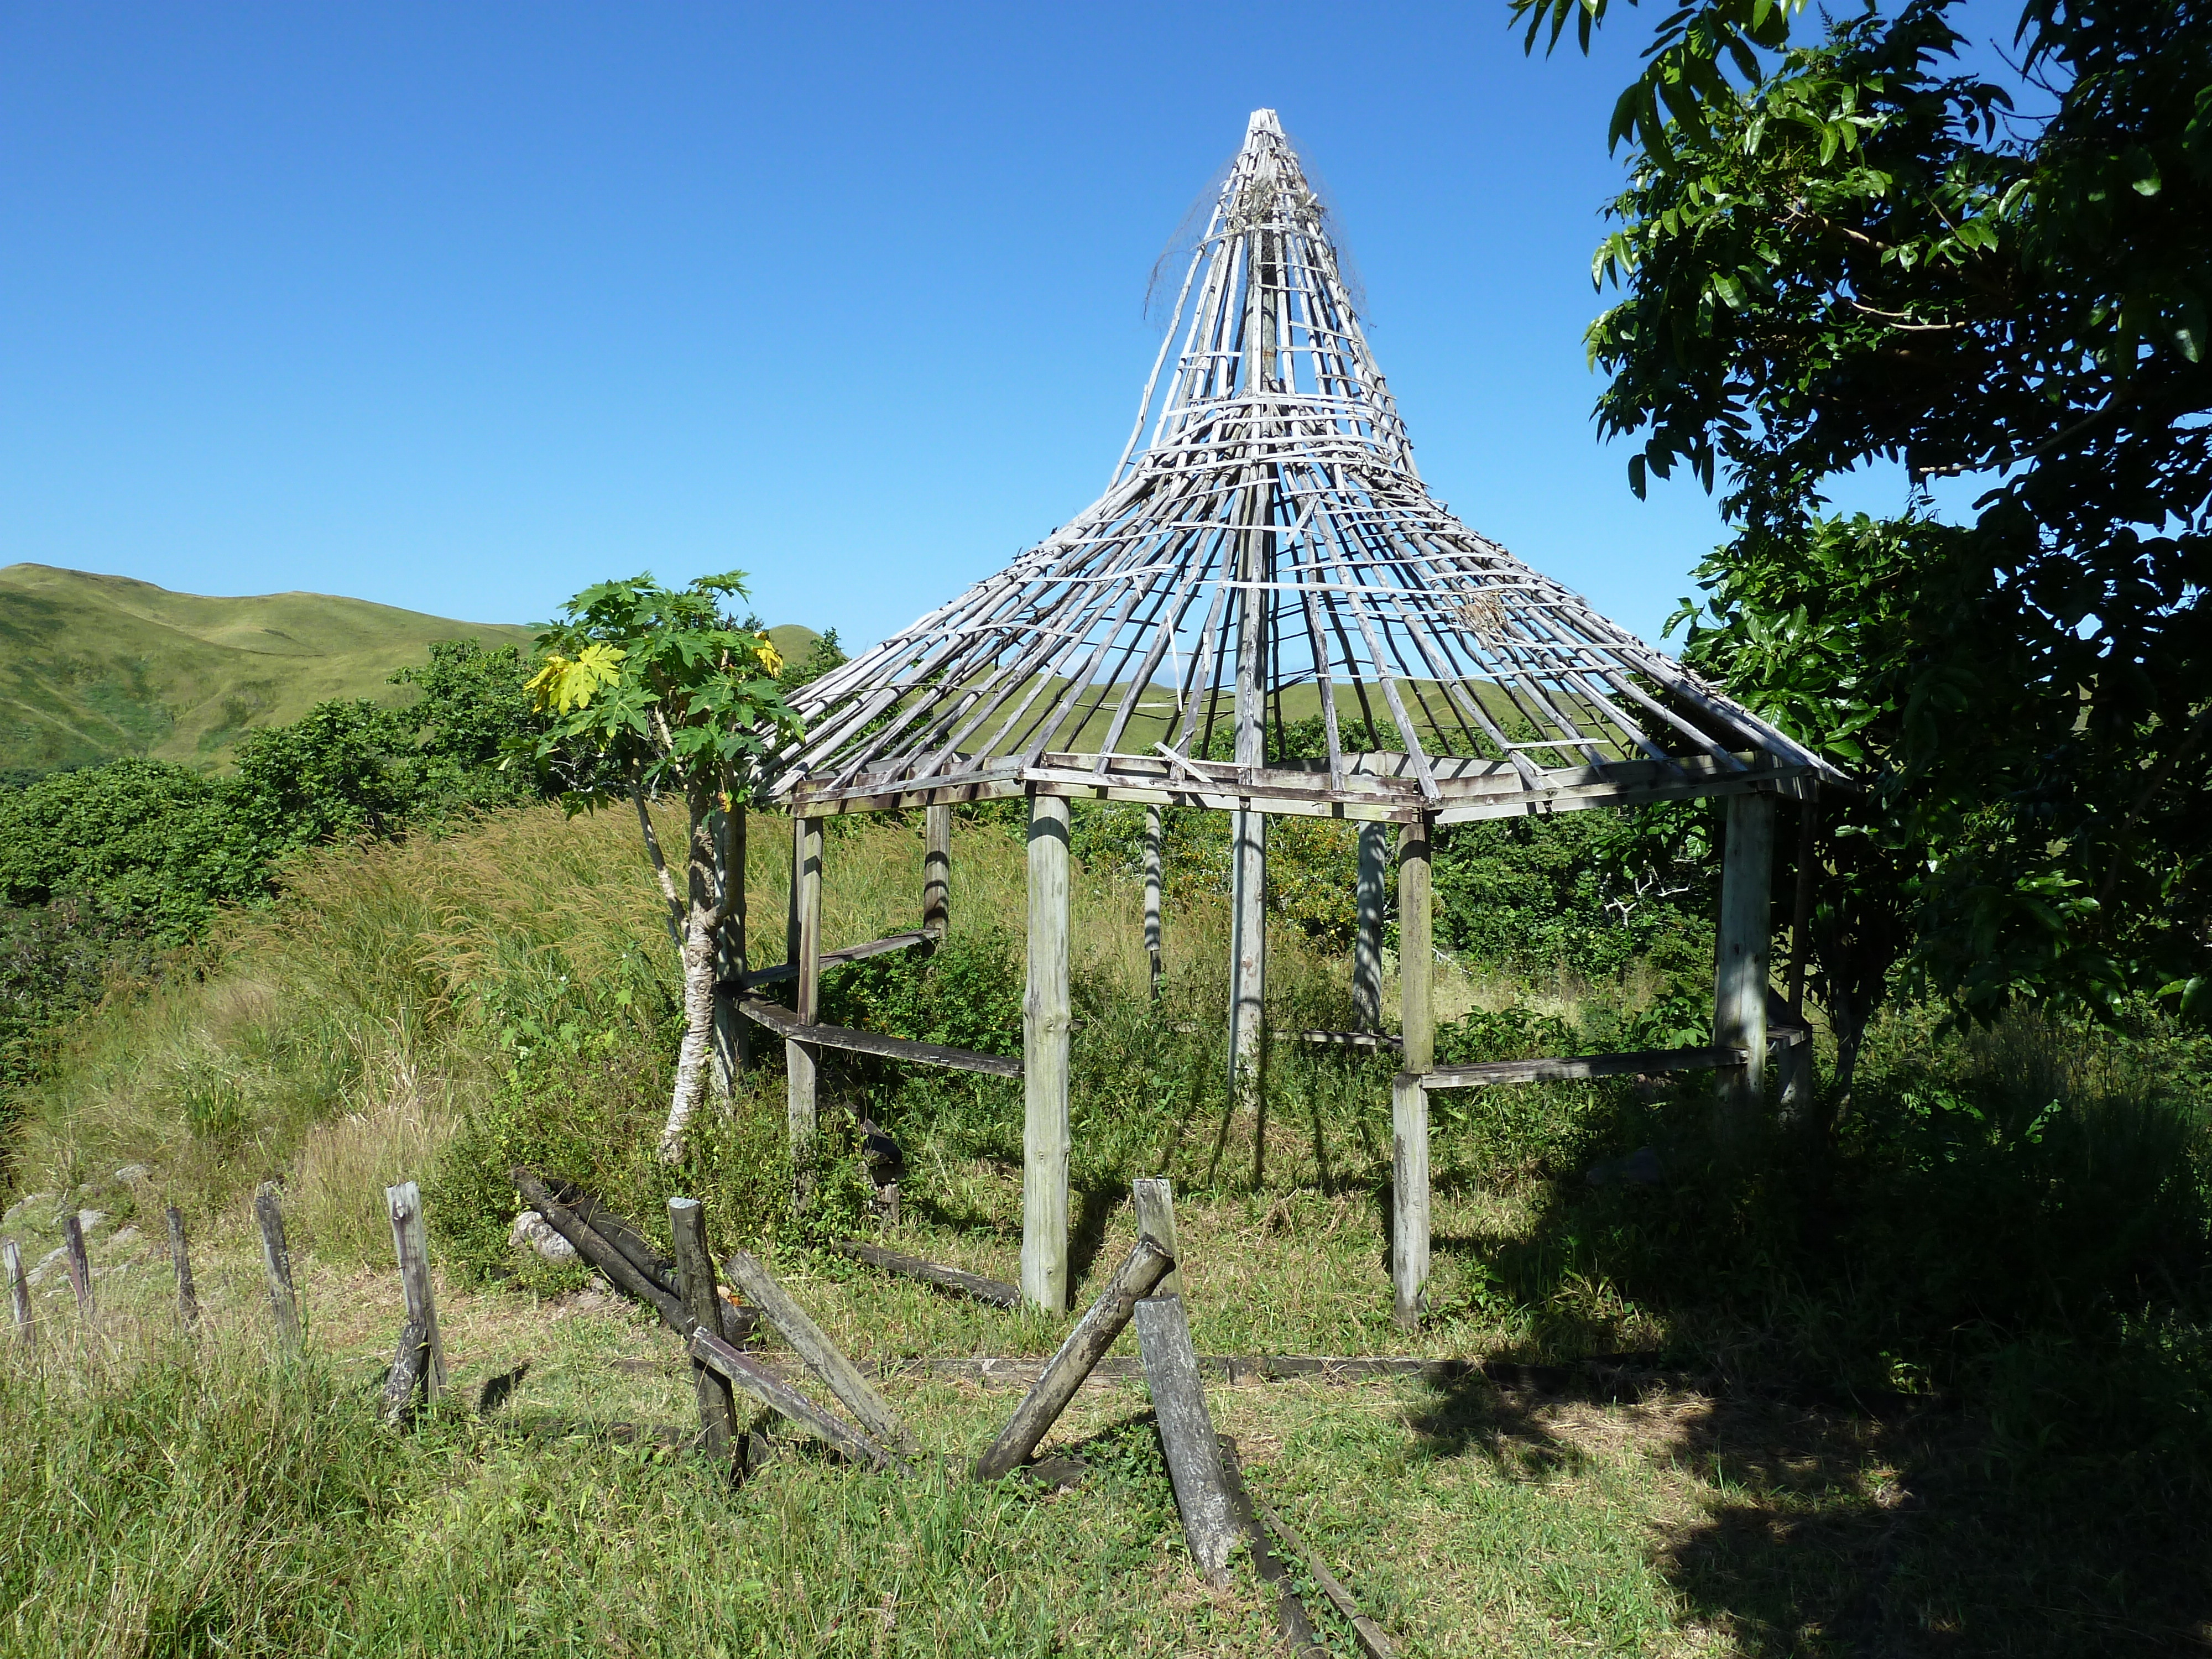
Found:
<box><xmin>62</xmin><ymin>1212</ymin><xmax>94</xmax><ymax>1323</ymax></box>
<box><xmin>923</xmin><ymin>801</ymin><xmax>951</xmax><ymax>938</ymax></box>
<box><xmin>1142</xmin><ymin>803</ymin><xmax>1164</xmax><ymax>996</ymax></box>
<box><xmin>165</xmin><ymin>1206</ymin><xmax>198</xmax><ymax>1332</ymax></box>
<box><xmin>1131</xmin><ymin>1176</ymin><xmax>1183</xmax><ymax>1301</ymax></box>
<box><xmin>385</xmin><ymin>1181</ymin><xmax>445</xmax><ymax>1399</ymax></box>
<box><xmin>1227</xmin><ymin>806</ymin><xmax>1266</xmax><ymax>1095</ymax></box>
<box><xmin>5</xmin><ymin>1237</ymin><xmax>31</xmax><ymax>1347</ymax></box>
<box><xmin>1134</xmin><ymin>1294</ymin><xmax>1240</xmax><ymax>1587</ymax></box>
<box><xmin>1353</xmin><ymin>822</ymin><xmax>1387</xmax><ymax>1031</ymax></box>
<box><xmin>382</xmin><ymin>1318</ymin><xmax>429</xmax><ymax>1427</ymax></box>
<box><xmin>1391</xmin><ymin>1073</ymin><xmax>1430</xmax><ymax>1331</ymax></box>
<box><xmin>1397</xmin><ymin>816</ymin><xmax>1433</xmax><ymax>1076</ymax></box>
<box><xmin>1714</xmin><ymin>791</ymin><xmax>1775</xmax><ymax>1135</ymax></box>
<box><xmin>254</xmin><ymin>1185</ymin><xmax>299</xmax><ymax>1351</ymax></box>
<box><xmin>1023</xmin><ymin>792</ymin><xmax>1072</xmax><ymax>1313</ymax></box>
<box><xmin>669</xmin><ymin>1198</ymin><xmax>740</xmax><ymax>1460</ymax></box>
<box><xmin>712</xmin><ymin>802</ymin><xmax>746</xmax><ymax>1094</ymax></box>
<box><xmin>973</xmin><ymin>1237</ymin><xmax>1173</xmax><ymax>1480</ymax></box>
<box><xmin>725</xmin><ymin>1249</ymin><xmax>913</xmax><ymax>1452</ymax></box>
<box><xmin>789</xmin><ymin>814</ymin><xmax>824</xmax><ymax>1206</ymax></box>
<box><xmin>1780</xmin><ymin>791</ymin><xmax>1818</xmax><ymax>1124</ymax></box>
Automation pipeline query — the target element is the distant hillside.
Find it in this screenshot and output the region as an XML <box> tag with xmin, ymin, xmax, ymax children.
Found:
<box><xmin>0</xmin><ymin>566</ymin><xmax>541</xmax><ymax>775</ymax></box>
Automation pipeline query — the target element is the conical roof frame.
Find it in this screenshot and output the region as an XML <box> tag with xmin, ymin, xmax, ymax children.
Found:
<box><xmin>775</xmin><ymin>109</ymin><xmax>1833</xmax><ymax>824</ymax></box>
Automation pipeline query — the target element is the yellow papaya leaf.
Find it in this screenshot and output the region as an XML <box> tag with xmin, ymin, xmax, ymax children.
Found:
<box><xmin>526</xmin><ymin>643</ymin><xmax>627</xmax><ymax>713</ymax></box>
<box><xmin>754</xmin><ymin>632</ymin><xmax>784</xmax><ymax>675</ymax></box>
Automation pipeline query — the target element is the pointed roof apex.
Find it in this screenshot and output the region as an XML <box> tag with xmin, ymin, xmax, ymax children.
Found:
<box><xmin>1244</xmin><ymin>108</ymin><xmax>1283</xmax><ymax>139</ymax></box>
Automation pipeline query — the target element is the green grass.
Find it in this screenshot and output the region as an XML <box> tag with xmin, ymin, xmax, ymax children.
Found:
<box><xmin>3</xmin><ymin>801</ymin><xmax>2209</xmax><ymax>1655</ymax></box>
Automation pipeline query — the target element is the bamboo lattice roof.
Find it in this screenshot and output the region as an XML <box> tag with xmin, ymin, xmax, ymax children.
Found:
<box><xmin>775</xmin><ymin>109</ymin><xmax>1835</xmax><ymax>824</ymax></box>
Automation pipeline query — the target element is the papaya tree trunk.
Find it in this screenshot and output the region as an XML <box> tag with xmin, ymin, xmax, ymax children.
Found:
<box><xmin>659</xmin><ymin>784</ymin><xmax>727</xmax><ymax>1162</ymax></box>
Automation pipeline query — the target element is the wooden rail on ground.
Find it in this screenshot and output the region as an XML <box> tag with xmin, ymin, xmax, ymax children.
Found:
<box><xmin>737</xmin><ymin>998</ymin><xmax>1022</xmax><ymax>1078</ymax></box>
<box><xmin>1413</xmin><ymin>1043</ymin><xmax>1749</xmax><ymax>1091</ymax></box>
<box><xmin>727</xmin><ymin>929</ymin><xmax>936</xmax><ymax>992</ymax></box>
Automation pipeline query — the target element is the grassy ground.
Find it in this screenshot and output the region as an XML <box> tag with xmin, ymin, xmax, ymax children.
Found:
<box><xmin>3</xmin><ymin>802</ymin><xmax>2209</xmax><ymax>1655</ymax></box>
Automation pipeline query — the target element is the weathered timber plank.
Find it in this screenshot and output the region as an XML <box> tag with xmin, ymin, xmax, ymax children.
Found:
<box><xmin>385</xmin><ymin>1181</ymin><xmax>445</xmax><ymax>1397</ymax></box>
<box><xmin>1219</xmin><ymin>1437</ymin><xmax>1328</xmax><ymax>1658</ymax></box>
<box><xmin>1249</xmin><ymin>1494</ymin><xmax>1398</xmax><ymax>1659</ymax></box>
<box><xmin>688</xmin><ymin>1326</ymin><xmax>899</xmax><ymax>1472</ymax></box>
<box><xmin>1134</xmin><ymin>1295</ymin><xmax>1241</xmax><ymax>1586</ymax></box>
<box><xmin>832</xmin><ymin>1239</ymin><xmax>1021</xmax><ymax>1308</ymax></box>
<box><xmin>1418</xmin><ymin>1044</ymin><xmax>1748</xmax><ymax>1091</ymax></box>
<box><xmin>254</xmin><ymin>1185</ymin><xmax>299</xmax><ymax>1350</ymax></box>
<box><xmin>670</xmin><ymin>1199</ymin><xmax>740</xmax><ymax>1460</ymax></box>
<box><xmin>972</xmin><ymin>1237</ymin><xmax>1174</xmax><ymax>1481</ymax></box>
<box><xmin>724</xmin><ymin>1250</ymin><xmax>914</xmax><ymax>1452</ymax></box>
<box><xmin>732</xmin><ymin>928</ymin><xmax>935</xmax><ymax>991</ymax></box>
<box><xmin>738</xmin><ymin>998</ymin><xmax>1023</xmax><ymax>1078</ymax></box>
<box><xmin>62</xmin><ymin>1212</ymin><xmax>94</xmax><ymax>1322</ymax></box>
<box><xmin>1131</xmin><ymin>1177</ymin><xmax>1183</xmax><ymax>1301</ymax></box>
<box><xmin>383</xmin><ymin>1317</ymin><xmax>429</xmax><ymax>1427</ymax></box>
<box><xmin>514</xmin><ymin>1167</ymin><xmax>690</xmax><ymax>1335</ymax></box>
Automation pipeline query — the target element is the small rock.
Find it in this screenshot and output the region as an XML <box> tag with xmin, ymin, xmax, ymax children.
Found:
<box><xmin>113</xmin><ymin>1165</ymin><xmax>150</xmax><ymax>1183</ymax></box>
<box><xmin>75</xmin><ymin>1209</ymin><xmax>110</xmax><ymax>1235</ymax></box>
<box><xmin>2</xmin><ymin>1193</ymin><xmax>54</xmax><ymax>1230</ymax></box>
<box><xmin>508</xmin><ymin>1210</ymin><xmax>579</xmax><ymax>1265</ymax></box>
<box><xmin>25</xmin><ymin>1246</ymin><xmax>67</xmax><ymax>1286</ymax></box>
<box><xmin>1585</xmin><ymin>1145</ymin><xmax>1663</xmax><ymax>1188</ymax></box>
<box><xmin>105</xmin><ymin>1227</ymin><xmax>142</xmax><ymax>1250</ymax></box>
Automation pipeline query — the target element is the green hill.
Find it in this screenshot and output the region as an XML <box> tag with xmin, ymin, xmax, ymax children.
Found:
<box><xmin>0</xmin><ymin>565</ymin><xmax>539</xmax><ymax>775</ymax></box>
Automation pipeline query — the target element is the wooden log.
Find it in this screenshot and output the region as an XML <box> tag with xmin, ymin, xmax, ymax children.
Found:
<box><xmin>737</xmin><ymin>998</ymin><xmax>1022</xmax><ymax>1078</ymax></box>
<box><xmin>1352</xmin><ymin>821</ymin><xmax>1387</xmax><ymax>1031</ymax></box>
<box><xmin>831</xmin><ymin>1239</ymin><xmax>1020</xmax><ymax>1308</ymax></box>
<box><xmin>382</xmin><ymin>1317</ymin><xmax>429</xmax><ymax>1427</ymax></box>
<box><xmin>724</xmin><ymin>1249</ymin><xmax>914</xmax><ymax>1452</ymax></box>
<box><xmin>1142</xmin><ymin>802</ymin><xmax>1164</xmax><ymax>995</ymax></box>
<box><xmin>924</xmin><ymin>801</ymin><xmax>952</xmax><ymax>937</ymax></box>
<box><xmin>688</xmin><ymin>1325</ymin><xmax>899</xmax><ymax>1471</ymax></box>
<box><xmin>254</xmin><ymin>1185</ymin><xmax>299</xmax><ymax>1350</ymax></box>
<box><xmin>62</xmin><ymin>1211</ymin><xmax>95</xmax><ymax>1322</ymax></box>
<box><xmin>1418</xmin><ymin>1044</ymin><xmax>1749</xmax><ymax>1091</ymax></box>
<box><xmin>165</xmin><ymin>1206</ymin><xmax>199</xmax><ymax>1332</ymax></box>
<box><xmin>735</xmin><ymin>928</ymin><xmax>936</xmax><ymax>990</ymax></box>
<box><xmin>972</xmin><ymin>1236</ymin><xmax>1175</xmax><ymax>1481</ymax></box>
<box><xmin>1397</xmin><ymin>816</ymin><xmax>1434</xmax><ymax>1074</ymax></box>
<box><xmin>1134</xmin><ymin>1294</ymin><xmax>1241</xmax><ymax>1587</ymax></box>
<box><xmin>1218</xmin><ymin>1436</ymin><xmax>1328</xmax><ymax>1658</ymax></box>
<box><xmin>538</xmin><ymin>1178</ymin><xmax>679</xmax><ymax>1297</ymax></box>
<box><xmin>1024</xmin><ymin>792</ymin><xmax>1072</xmax><ymax>1312</ymax></box>
<box><xmin>4</xmin><ymin>1237</ymin><xmax>31</xmax><ymax>1347</ymax></box>
<box><xmin>1131</xmin><ymin>1176</ymin><xmax>1183</xmax><ymax>1302</ymax></box>
<box><xmin>1391</xmin><ymin>1073</ymin><xmax>1428</xmax><ymax>1332</ymax></box>
<box><xmin>789</xmin><ymin>814</ymin><xmax>824</xmax><ymax>1206</ymax></box>
<box><xmin>1296</xmin><ymin>1029</ymin><xmax>1401</xmax><ymax>1051</ymax></box>
<box><xmin>669</xmin><ymin>1199</ymin><xmax>740</xmax><ymax>1459</ymax></box>
<box><xmin>385</xmin><ymin>1181</ymin><xmax>445</xmax><ymax>1398</ymax></box>
<box><xmin>1714</xmin><ymin>790</ymin><xmax>1775</xmax><ymax>1134</ymax></box>
<box><xmin>1249</xmin><ymin>1492</ymin><xmax>1398</xmax><ymax>1659</ymax></box>
<box><xmin>513</xmin><ymin>1167</ymin><xmax>690</xmax><ymax>1335</ymax></box>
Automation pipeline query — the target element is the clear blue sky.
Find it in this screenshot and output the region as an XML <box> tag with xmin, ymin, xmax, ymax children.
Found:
<box><xmin>1</xmin><ymin>1</ymin><xmax>1933</xmax><ymax>653</ymax></box>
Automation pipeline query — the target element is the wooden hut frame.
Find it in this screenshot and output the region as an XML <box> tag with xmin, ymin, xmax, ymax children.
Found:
<box><xmin>735</xmin><ymin>110</ymin><xmax>1841</xmax><ymax>1320</ymax></box>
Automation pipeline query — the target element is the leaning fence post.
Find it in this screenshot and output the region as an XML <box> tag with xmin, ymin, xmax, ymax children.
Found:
<box><xmin>62</xmin><ymin>1212</ymin><xmax>95</xmax><ymax>1324</ymax></box>
<box><xmin>1134</xmin><ymin>1293</ymin><xmax>1240</xmax><ymax>1587</ymax></box>
<box><xmin>165</xmin><ymin>1206</ymin><xmax>199</xmax><ymax>1332</ymax></box>
<box><xmin>4</xmin><ymin>1238</ymin><xmax>32</xmax><ymax>1348</ymax></box>
<box><xmin>254</xmin><ymin>1183</ymin><xmax>300</xmax><ymax>1351</ymax></box>
<box><xmin>382</xmin><ymin>1317</ymin><xmax>431</xmax><ymax>1427</ymax></box>
<box><xmin>385</xmin><ymin>1181</ymin><xmax>445</xmax><ymax>1400</ymax></box>
<box><xmin>1131</xmin><ymin>1176</ymin><xmax>1184</xmax><ymax>1302</ymax></box>
<box><xmin>669</xmin><ymin>1198</ymin><xmax>740</xmax><ymax>1462</ymax></box>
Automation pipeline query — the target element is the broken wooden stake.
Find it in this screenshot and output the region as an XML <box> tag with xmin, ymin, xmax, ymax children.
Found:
<box><xmin>724</xmin><ymin>1249</ymin><xmax>914</xmax><ymax>1452</ymax></box>
<box><xmin>688</xmin><ymin>1325</ymin><xmax>900</xmax><ymax>1472</ymax></box>
<box><xmin>1134</xmin><ymin>1294</ymin><xmax>1240</xmax><ymax>1586</ymax></box>
<box><xmin>833</xmin><ymin>1238</ymin><xmax>1020</xmax><ymax>1308</ymax></box>
<box><xmin>1131</xmin><ymin>1176</ymin><xmax>1183</xmax><ymax>1301</ymax></box>
<box><xmin>670</xmin><ymin>1198</ymin><xmax>740</xmax><ymax>1460</ymax></box>
<box><xmin>4</xmin><ymin>1238</ymin><xmax>31</xmax><ymax>1347</ymax></box>
<box><xmin>61</xmin><ymin>1212</ymin><xmax>94</xmax><ymax>1323</ymax></box>
<box><xmin>382</xmin><ymin>1317</ymin><xmax>429</xmax><ymax>1427</ymax></box>
<box><xmin>513</xmin><ymin>1167</ymin><xmax>688</xmax><ymax>1333</ymax></box>
<box><xmin>255</xmin><ymin>1185</ymin><xmax>300</xmax><ymax>1350</ymax></box>
<box><xmin>165</xmin><ymin>1206</ymin><xmax>199</xmax><ymax>1332</ymax></box>
<box><xmin>385</xmin><ymin>1181</ymin><xmax>444</xmax><ymax>1399</ymax></box>
<box><xmin>973</xmin><ymin>1235</ymin><xmax>1174</xmax><ymax>1482</ymax></box>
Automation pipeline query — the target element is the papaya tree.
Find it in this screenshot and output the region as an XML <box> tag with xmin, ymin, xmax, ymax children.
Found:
<box><xmin>517</xmin><ymin>572</ymin><xmax>797</xmax><ymax>1161</ymax></box>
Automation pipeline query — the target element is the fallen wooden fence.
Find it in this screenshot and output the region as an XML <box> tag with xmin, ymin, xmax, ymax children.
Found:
<box><xmin>738</xmin><ymin>998</ymin><xmax>1022</xmax><ymax>1078</ymax></box>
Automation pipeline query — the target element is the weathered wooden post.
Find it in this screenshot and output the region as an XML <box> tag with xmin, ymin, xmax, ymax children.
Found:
<box><xmin>669</xmin><ymin>1198</ymin><xmax>740</xmax><ymax>1460</ymax></box>
<box><xmin>255</xmin><ymin>1183</ymin><xmax>300</xmax><ymax>1350</ymax></box>
<box><xmin>4</xmin><ymin>1237</ymin><xmax>32</xmax><ymax>1347</ymax></box>
<box><xmin>1142</xmin><ymin>803</ymin><xmax>1164</xmax><ymax>997</ymax></box>
<box><xmin>1392</xmin><ymin>814</ymin><xmax>1434</xmax><ymax>1329</ymax></box>
<box><xmin>1714</xmin><ymin>791</ymin><xmax>1775</xmax><ymax>1136</ymax></box>
<box><xmin>712</xmin><ymin>801</ymin><xmax>747</xmax><ymax>1093</ymax></box>
<box><xmin>62</xmin><ymin>1212</ymin><xmax>94</xmax><ymax>1323</ymax></box>
<box><xmin>1778</xmin><ymin>791</ymin><xmax>1818</xmax><ymax>1123</ymax></box>
<box><xmin>1132</xmin><ymin>1176</ymin><xmax>1183</xmax><ymax>1301</ymax></box>
<box><xmin>923</xmin><ymin>801</ymin><xmax>952</xmax><ymax>938</ymax></box>
<box><xmin>789</xmin><ymin>813</ymin><xmax>825</xmax><ymax>1205</ymax></box>
<box><xmin>1023</xmin><ymin>792</ymin><xmax>1072</xmax><ymax>1313</ymax></box>
<box><xmin>385</xmin><ymin>1181</ymin><xmax>445</xmax><ymax>1400</ymax></box>
<box><xmin>165</xmin><ymin>1206</ymin><xmax>199</xmax><ymax>1331</ymax></box>
<box><xmin>727</xmin><ymin>1249</ymin><xmax>912</xmax><ymax>1453</ymax></box>
<box><xmin>1134</xmin><ymin>1293</ymin><xmax>1240</xmax><ymax>1586</ymax></box>
<box><xmin>1352</xmin><ymin>822</ymin><xmax>1387</xmax><ymax>1031</ymax></box>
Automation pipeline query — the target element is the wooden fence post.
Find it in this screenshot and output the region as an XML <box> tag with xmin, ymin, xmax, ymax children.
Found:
<box><xmin>669</xmin><ymin>1198</ymin><xmax>739</xmax><ymax>1460</ymax></box>
<box><xmin>923</xmin><ymin>801</ymin><xmax>952</xmax><ymax>938</ymax></box>
<box><xmin>1397</xmin><ymin>816</ymin><xmax>1434</xmax><ymax>1075</ymax></box>
<box><xmin>165</xmin><ymin>1206</ymin><xmax>199</xmax><ymax>1331</ymax></box>
<box><xmin>1714</xmin><ymin>791</ymin><xmax>1775</xmax><ymax>1138</ymax></box>
<box><xmin>789</xmin><ymin>814</ymin><xmax>824</xmax><ymax>1207</ymax></box>
<box><xmin>4</xmin><ymin>1238</ymin><xmax>31</xmax><ymax>1348</ymax></box>
<box><xmin>385</xmin><ymin>1181</ymin><xmax>445</xmax><ymax>1399</ymax></box>
<box><xmin>1131</xmin><ymin>1176</ymin><xmax>1183</xmax><ymax>1302</ymax></box>
<box><xmin>1134</xmin><ymin>1294</ymin><xmax>1240</xmax><ymax>1586</ymax></box>
<box><xmin>1353</xmin><ymin>822</ymin><xmax>1387</xmax><ymax>1031</ymax></box>
<box><xmin>1142</xmin><ymin>804</ymin><xmax>1164</xmax><ymax>996</ymax></box>
<box><xmin>254</xmin><ymin>1185</ymin><xmax>299</xmax><ymax>1350</ymax></box>
<box><xmin>1391</xmin><ymin>1074</ymin><xmax>1430</xmax><ymax>1331</ymax></box>
<box><xmin>382</xmin><ymin>1318</ymin><xmax>430</xmax><ymax>1426</ymax></box>
<box><xmin>1023</xmin><ymin>792</ymin><xmax>1072</xmax><ymax>1313</ymax></box>
<box><xmin>62</xmin><ymin>1212</ymin><xmax>94</xmax><ymax>1323</ymax></box>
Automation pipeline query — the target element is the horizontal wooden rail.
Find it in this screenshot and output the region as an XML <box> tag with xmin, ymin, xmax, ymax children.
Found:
<box><xmin>832</xmin><ymin>1239</ymin><xmax>1021</xmax><ymax>1308</ymax></box>
<box><xmin>1414</xmin><ymin>1044</ymin><xmax>1747</xmax><ymax>1091</ymax></box>
<box><xmin>724</xmin><ymin>928</ymin><xmax>937</xmax><ymax>993</ymax></box>
<box><xmin>737</xmin><ymin>998</ymin><xmax>1022</xmax><ymax>1079</ymax></box>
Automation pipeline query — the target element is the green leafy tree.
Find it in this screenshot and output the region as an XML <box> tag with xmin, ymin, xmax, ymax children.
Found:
<box><xmin>517</xmin><ymin>572</ymin><xmax>800</xmax><ymax>1161</ymax></box>
<box><xmin>1519</xmin><ymin>0</ymin><xmax>2212</xmax><ymax>1021</ymax></box>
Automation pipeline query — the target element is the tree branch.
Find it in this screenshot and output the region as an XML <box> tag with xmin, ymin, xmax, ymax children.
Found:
<box><xmin>630</xmin><ymin>769</ymin><xmax>687</xmax><ymax>951</ymax></box>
